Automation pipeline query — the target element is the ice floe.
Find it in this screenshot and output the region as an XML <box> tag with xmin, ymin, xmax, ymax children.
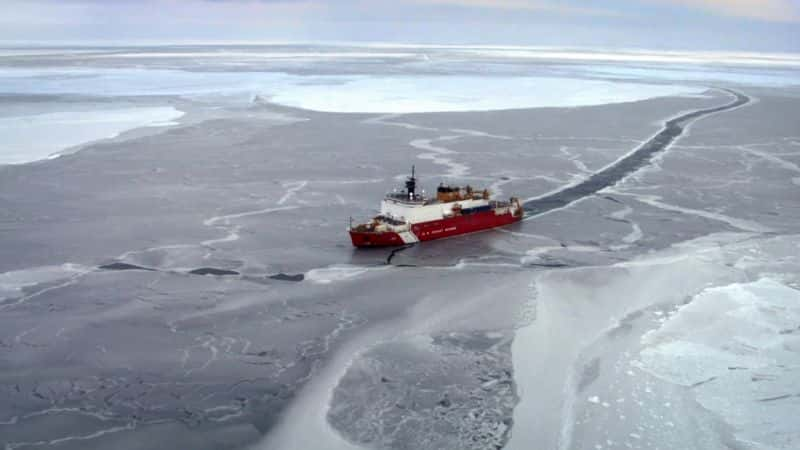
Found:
<box><xmin>0</xmin><ymin>264</ymin><xmax>92</xmax><ymax>303</ymax></box>
<box><xmin>0</xmin><ymin>67</ymin><xmax>704</xmax><ymax>114</ymax></box>
<box><xmin>305</xmin><ymin>265</ymin><xmax>375</xmax><ymax>284</ymax></box>
<box><xmin>271</xmin><ymin>75</ymin><xmax>705</xmax><ymax>113</ymax></box>
<box><xmin>509</xmin><ymin>232</ymin><xmax>800</xmax><ymax>450</ymax></box>
<box><xmin>637</xmin><ymin>278</ymin><xmax>800</xmax><ymax>449</ymax></box>
<box><xmin>0</xmin><ymin>106</ymin><xmax>184</xmax><ymax>165</ymax></box>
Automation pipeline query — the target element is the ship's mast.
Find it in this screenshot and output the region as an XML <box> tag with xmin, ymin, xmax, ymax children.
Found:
<box><xmin>405</xmin><ymin>165</ymin><xmax>417</xmax><ymax>199</ymax></box>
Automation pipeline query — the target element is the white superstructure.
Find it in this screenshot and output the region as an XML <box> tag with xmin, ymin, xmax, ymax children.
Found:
<box><xmin>380</xmin><ymin>197</ymin><xmax>490</xmax><ymax>224</ymax></box>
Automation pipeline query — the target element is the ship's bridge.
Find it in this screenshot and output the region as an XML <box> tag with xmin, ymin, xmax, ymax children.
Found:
<box><xmin>384</xmin><ymin>191</ymin><xmax>428</xmax><ymax>204</ymax></box>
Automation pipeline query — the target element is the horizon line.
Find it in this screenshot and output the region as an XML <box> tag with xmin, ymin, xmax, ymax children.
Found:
<box><xmin>1</xmin><ymin>39</ymin><xmax>800</xmax><ymax>57</ymax></box>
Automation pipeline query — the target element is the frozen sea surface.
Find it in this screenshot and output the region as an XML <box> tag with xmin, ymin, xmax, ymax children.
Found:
<box><xmin>0</xmin><ymin>45</ymin><xmax>799</xmax><ymax>450</ymax></box>
<box><xmin>508</xmin><ymin>233</ymin><xmax>800</xmax><ymax>450</ymax></box>
<box><xmin>638</xmin><ymin>277</ymin><xmax>800</xmax><ymax>449</ymax></box>
<box><xmin>268</xmin><ymin>76</ymin><xmax>704</xmax><ymax>113</ymax></box>
<box><xmin>0</xmin><ymin>66</ymin><xmax>705</xmax><ymax>164</ymax></box>
<box><xmin>3</xmin><ymin>44</ymin><xmax>796</xmax><ymax>164</ymax></box>
<box><xmin>0</xmin><ymin>67</ymin><xmax>706</xmax><ymax>113</ymax></box>
<box><xmin>0</xmin><ymin>106</ymin><xmax>183</xmax><ymax>164</ymax></box>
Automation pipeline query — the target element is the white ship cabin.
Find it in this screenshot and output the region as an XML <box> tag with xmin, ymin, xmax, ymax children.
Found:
<box><xmin>380</xmin><ymin>167</ymin><xmax>493</xmax><ymax>225</ymax></box>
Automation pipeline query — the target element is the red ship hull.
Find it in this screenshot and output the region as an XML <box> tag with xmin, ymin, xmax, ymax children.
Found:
<box><xmin>349</xmin><ymin>209</ymin><xmax>522</xmax><ymax>248</ymax></box>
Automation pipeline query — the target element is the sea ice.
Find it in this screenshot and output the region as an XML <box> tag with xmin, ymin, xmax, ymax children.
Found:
<box><xmin>270</xmin><ymin>75</ymin><xmax>704</xmax><ymax>113</ymax></box>
<box><xmin>638</xmin><ymin>278</ymin><xmax>800</xmax><ymax>449</ymax></box>
<box><xmin>0</xmin><ymin>67</ymin><xmax>704</xmax><ymax>114</ymax></box>
<box><xmin>305</xmin><ymin>265</ymin><xmax>373</xmax><ymax>284</ymax></box>
<box><xmin>0</xmin><ymin>264</ymin><xmax>91</xmax><ymax>301</ymax></box>
<box><xmin>0</xmin><ymin>106</ymin><xmax>184</xmax><ymax>165</ymax></box>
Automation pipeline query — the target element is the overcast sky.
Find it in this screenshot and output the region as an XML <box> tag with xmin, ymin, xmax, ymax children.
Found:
<box><xmin>2</xmin><ymin>0</ymin><xmax>798</xmax><ymax>51</ymax></box>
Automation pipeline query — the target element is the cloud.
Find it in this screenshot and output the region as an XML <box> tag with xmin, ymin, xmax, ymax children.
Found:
<box><xmin>413</xmin><ymin>0</ymin><xmax>799</xmax><ymax>22</ymax></box>
<box><xmin>652</xmin><ymin>0</ymin><xmax>800</xmax><ymax>22</ymax></box>
<box><xmin>0</xmin><ymin>0</ymin><xmax>323</xmax><ymax>27</ymax></box>
<box><xmin>0</xmin><ymin>0</ymin><xmax>797</xmax><ymax>49</ymax></box>
<box><xmin>411</xmin><ymin>0</ymin><xmax>624</xmax><ymax>17</ymax></box>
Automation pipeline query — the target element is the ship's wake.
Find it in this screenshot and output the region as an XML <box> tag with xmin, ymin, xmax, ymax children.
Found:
<box><xmin>521</xmin><ymin>89</ymin><xmax>751</xmax><ymax>218</ymax></box>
